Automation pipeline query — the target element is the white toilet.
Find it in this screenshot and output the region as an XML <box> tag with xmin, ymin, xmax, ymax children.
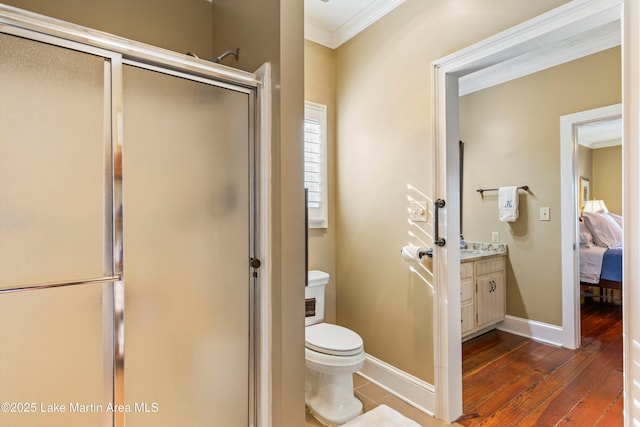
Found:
<box><xmin>305</xmin><ymin>270</ymin><xmax>365</xmax><ymax>426</ymax></box>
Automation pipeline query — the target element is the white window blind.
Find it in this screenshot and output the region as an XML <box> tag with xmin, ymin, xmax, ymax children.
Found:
<box><xmin>304</xmin><ymin>101</ymin><xmax>327</xmax><ymax>228</ymax></box>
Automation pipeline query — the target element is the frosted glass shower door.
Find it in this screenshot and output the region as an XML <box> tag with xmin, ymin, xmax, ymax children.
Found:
<box><xmin>122</xmin><ymin>65</ymin><xmax>254</xmax><ymax>426</ymax></box>
<box><xmin>0</xmin><ymin>32</ymin><xmax>115</xmax><ymax>427</ymax></box>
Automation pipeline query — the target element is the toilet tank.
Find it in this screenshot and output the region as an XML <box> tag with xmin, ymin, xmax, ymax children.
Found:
<box><xmin>305</xmin><ymin>270</ymin><xmax>329</xmax><ymax>326</ymax></box>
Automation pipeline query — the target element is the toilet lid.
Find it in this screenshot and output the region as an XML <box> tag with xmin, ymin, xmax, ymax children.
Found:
<box><xmin>305</xmin><ymin>323</ymin><xmax>363</xmax><ymax>356</ymax></box>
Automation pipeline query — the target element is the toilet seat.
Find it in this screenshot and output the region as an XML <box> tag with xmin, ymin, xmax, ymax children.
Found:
<box><xmin>305</xmin><ymin>323</ymin><xmax>363</xmax><ymax>356</ymax></box>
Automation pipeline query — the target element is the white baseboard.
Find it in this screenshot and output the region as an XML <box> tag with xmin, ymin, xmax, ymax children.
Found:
<box><xmin>355</xmin><ymin>317</ymin><xmax>562</xmax><ymax>420</ymax></box>
<box><xmin>356</xmin><ymin>353</ymin><xmax>436</xmax><ymax>416</ymax></box>
<box><xmin>497</xmin><ymin>315</ymin><xmax>564</xmax><ymax>347</ymax></box>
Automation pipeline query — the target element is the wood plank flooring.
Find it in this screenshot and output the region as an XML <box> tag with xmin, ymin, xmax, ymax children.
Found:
<box><xmin>457</xmin><ymin>299</ymin><xmax>622</xmax><ymax>427</ymax></box>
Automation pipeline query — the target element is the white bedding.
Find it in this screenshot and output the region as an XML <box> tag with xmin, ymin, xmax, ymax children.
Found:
<box><xmin>580</xmin><ymin>245</ymin><xmax>607</xmax><ymax>284</ymax></box>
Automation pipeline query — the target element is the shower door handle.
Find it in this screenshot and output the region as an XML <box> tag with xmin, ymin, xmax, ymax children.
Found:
<box><xmin>0</xmin><ymin>275</ymin><xmax>121</xmax><ymax>294</ymax></box>
<box><xmin>434</xmin><ymin>199</ymin><xmax>446</xmax><ymax>247</ymax></box>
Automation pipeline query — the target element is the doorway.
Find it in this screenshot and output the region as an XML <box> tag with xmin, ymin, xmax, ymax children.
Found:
<box><xmin>430</xmin><ymin>0</ymin><xmax>632</xmax><ymax>422</ymax></box>
<box><xmin>561</xmin><ymin>104</ymin><xmax>623</xmax><ymax>348</ymax></box>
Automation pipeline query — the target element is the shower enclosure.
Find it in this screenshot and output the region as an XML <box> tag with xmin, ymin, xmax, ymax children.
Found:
<box><xmin>0</xmin><ymin>6</ymin><xmax>263</xmax><ymax>427</ymax></box>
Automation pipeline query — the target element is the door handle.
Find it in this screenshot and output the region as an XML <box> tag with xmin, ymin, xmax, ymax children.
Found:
<box><xmin>250</xmin><ymin>258</ymin><xmax>261</xmax><ymax>269</ymax></box>
<box><xmin>434</xmin><ymin>199</ymin><xmax>446</xmax><ymax>247</ymax></box>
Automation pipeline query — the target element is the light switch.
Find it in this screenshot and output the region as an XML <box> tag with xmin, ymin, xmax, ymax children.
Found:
<box><xmin>540</xmin><ymin>207</ymin><xmax>550</xmax><ymax>221</ymax></box>
<box><xmin>409</xmin><ymin>201</ymin><xmax>427</xmax><ymax>222</ymax></box>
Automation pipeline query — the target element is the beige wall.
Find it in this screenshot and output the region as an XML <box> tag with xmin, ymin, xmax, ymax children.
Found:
<box><xmin>460</xmin><ymin>47</ymin><xmax>621</xmax><ymax>325</ymax></box>
<box><xmin>334</xmin><ymin>0</ymin><xmax>570</xmax><ymax>384</ymax></box>
<box><xmin>305</xmin><ymin>40</ymin><xmax>337</xmax><ymax>323</ymax></box>
<box><xmin>593</xmin><ymin>146</ymin><xmax>623</xmax><ymax>215</ymax></box>
<box><xmin>579</xmin><ymin>145</ymin><xmax>594</xmax><ymax>196</ymax></box>
<box><xmin>3</xmin><ymin>0</ymin><xmax>213</xmax><ymax>56</ymax></box>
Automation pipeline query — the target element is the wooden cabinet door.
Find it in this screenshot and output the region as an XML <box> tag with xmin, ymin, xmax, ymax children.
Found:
<box><xmin>476</xmin><ymin>273</ymin><xmax>505</xmax><ymax>329</ymax></box>
<box><xmin>461</xmin><ymin>277</ymin><xmax>474</xmax><ymax>336</ymax></box>
<box><xmin>461</xmin><ymin>302</ymin><xmax>475</xmax><ymax>336</ymax></box>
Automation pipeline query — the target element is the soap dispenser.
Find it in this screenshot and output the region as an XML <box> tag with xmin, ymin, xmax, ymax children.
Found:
<box><xmin>460</xmin><ymin>234</ymin><xmax>466</xmax><ymax>249</ymax></box>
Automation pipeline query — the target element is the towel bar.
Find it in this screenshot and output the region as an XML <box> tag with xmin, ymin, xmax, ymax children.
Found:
<box><xmin>476</xmin><ymin>185</ymin><xmax>529</xmax><ymax>196</ymax></box>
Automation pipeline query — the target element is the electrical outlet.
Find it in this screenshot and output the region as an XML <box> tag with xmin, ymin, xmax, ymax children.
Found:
<box><xmin>492</xmin><ymin>232</ymin><xmax>499</xmax><ymax>243</ymax></box>
<box><xmin>540</xmin><ymin>207</ymin><xmax>550</xmax><ymax>221</ymax></box>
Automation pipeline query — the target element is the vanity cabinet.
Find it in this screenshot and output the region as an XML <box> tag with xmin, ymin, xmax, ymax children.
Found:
<box><xmin>460</xmin><ymin>255</ymin><xmax>506</xmax><ymax>339</ymax></box>
<box><xmin>460</xmin><ymin>262</ymin><xmax>475</xmax><ymax>336</ymax></box>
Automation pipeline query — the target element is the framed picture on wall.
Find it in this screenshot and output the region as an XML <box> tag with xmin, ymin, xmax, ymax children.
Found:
<box><xmin>580</xmin><ymin>177</ymin><xmax>590</xmax><ymax>209</ymax></box>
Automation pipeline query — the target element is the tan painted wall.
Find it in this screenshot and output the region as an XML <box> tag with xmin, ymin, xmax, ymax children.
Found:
<box><xmin>460</xmin><ymin>47</ymin><xmax>621</xmax><ymax>325</ymax></box>
<box><xmin>305</xmin><ymin>40</ymin><xmax>337</xmax><ymax>323</ymax></box>
<box><xmin>2</xmin><ymin>0</ymin><xmax>213</xmax><ymax>56</ymax></box>
<box><xmin>211</xmin><ymin>2</ymin><xmax>306</xmax><ymax>425</ymax></box>
<box><xmin>334</xmin><ymin>0</ymin><xmax>570</xmax><ymax>384</ymax></box>
<box><xmin>579</xmin><ymin>145</ymin><xmax>594</xmax><ymax>191</ymax></box>
<box><xmin>593</xmin><ymin>146</ymin><xmax>623</xmax><ymax>215</ymax></box>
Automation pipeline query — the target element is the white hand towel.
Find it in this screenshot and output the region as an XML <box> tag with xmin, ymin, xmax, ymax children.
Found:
<box><xmin>499</xmin><ymin>186</ymin><xmax>519</xmax><ymax>222</ymax></box>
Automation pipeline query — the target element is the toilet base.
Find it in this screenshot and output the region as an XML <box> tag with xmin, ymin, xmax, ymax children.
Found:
<box><xmin>305</xmin><ymin>369</ymin><xmax>363</xmax><ymax>426</ymax></box>
<box><xmin>307</xmin><ymin>398</ymin><xmax>362</xmax><ymax>427</ymax></box>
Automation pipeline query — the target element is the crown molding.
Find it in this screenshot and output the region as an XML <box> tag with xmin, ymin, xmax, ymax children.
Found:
<box><xmin>579</xmin><ymin>138</ymin><xmax>622</xmax><ymax>149</ymax></box>
<box><xmin>305</xmin><ymin>0</ymin><xmax>405</xmax><ymax>49</ymax></box>
<box><xmin>304</xmin><ymin>21</ymin><xmax>333</xmax><ymax>48</ymax></box>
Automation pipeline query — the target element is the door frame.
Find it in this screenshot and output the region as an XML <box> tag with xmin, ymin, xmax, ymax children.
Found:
<box><xmin>431</xmin><ymin>0</ymin><xmax>636</xmax><ymax>422</ymax></box>
<box><xmin>560</xmin><ymin>103</ymin><xmax>622</xmax><ymax>350</ymax></box>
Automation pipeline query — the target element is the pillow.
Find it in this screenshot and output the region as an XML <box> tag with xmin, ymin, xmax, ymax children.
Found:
<box><xmin>607</xmin><ymin>212</ymin><xmax>623</xmax><ymax>228</ymax></box>
<box><xmin>582</xmin><ymin>212</ymin><xmax>623</xmax><ymax>249</ymax></box>
<box><xmin>579</xmin><ymin>221</ymin><xmax>594</xmax><ymax>247</ymax></box>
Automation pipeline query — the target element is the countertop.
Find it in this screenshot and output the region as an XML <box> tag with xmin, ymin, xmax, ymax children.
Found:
<box><xmin>460</xmin><ymin>241</ymin><xmax>508</xmax><ymax>261</ymax></box>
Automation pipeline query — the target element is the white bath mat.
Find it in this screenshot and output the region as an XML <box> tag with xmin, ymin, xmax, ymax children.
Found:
<box><xmin>342</xmin><ymin>404</ymin><xmax>423</xmax><ymax>427</ymax></box>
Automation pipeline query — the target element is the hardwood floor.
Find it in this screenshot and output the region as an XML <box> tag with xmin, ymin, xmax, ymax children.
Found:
<box><xmin>457</xmin><ymin>299</ymin><xmax>622</xmax><ymax>426</ymax></box>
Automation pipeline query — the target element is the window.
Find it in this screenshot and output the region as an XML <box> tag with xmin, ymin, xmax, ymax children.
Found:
<box><xmin>304</xmin><ymin>101</ymin><xmax>328</xmax><ymax>228</ymax></box>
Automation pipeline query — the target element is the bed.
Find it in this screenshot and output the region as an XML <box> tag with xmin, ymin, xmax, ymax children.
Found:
<box><xmin>579</xmin><ymin>212</ymin><xmax>623</xmax><ymax>300</ymax></box>
<box><xmin>580</xmin><ymin>246</ymin><xmax>622</xmax><ymax>290</ymax></box>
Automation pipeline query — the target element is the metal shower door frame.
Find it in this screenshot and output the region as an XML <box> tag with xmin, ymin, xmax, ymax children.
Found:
<box><xmin>0</xmin><ymin>6</ymin><xmax>262</xmax><ymax>427</ymax></box>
